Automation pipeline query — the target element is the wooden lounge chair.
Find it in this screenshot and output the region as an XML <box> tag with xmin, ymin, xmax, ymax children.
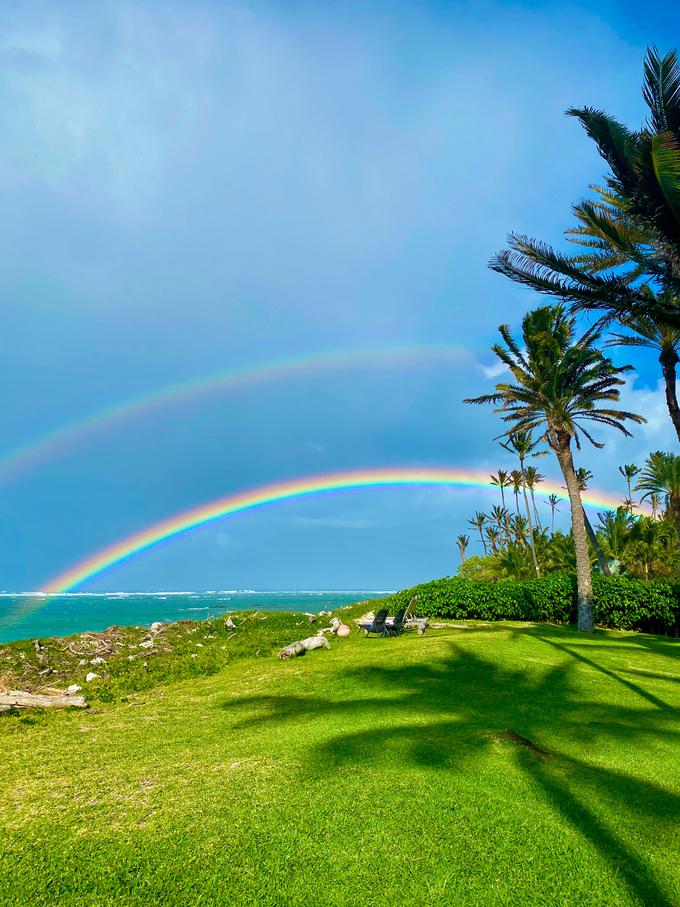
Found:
<box><xmin>362</xmin><ymin>608</ymin><xmax>389</xmax><ymax>637</ymax></box>
<box><xmin>385</xmin><ymin>607</ymin><xmax>407</xmax><ymax>636</ymax></box>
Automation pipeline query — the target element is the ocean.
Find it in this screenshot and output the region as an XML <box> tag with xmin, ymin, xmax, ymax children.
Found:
<box><xmin>0</xmin><ymin>590</ymin><xmax>391</xmax><ymax>644</ymax></box>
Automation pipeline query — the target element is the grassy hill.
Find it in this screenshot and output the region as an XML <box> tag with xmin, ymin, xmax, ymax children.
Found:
<box><xmin>1</xmin><ymin>619</ymin><xmax>679</xmax><ymax>905</ymax></box>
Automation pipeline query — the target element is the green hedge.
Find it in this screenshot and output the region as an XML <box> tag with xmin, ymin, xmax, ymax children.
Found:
<box><xmin>384</xmin><ymin>574</ymin><xmax>680</xmax><ymax>636</ymax></box>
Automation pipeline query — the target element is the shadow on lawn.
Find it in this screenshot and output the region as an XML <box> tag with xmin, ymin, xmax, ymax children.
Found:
<box><xmin>224</xmin><ymin>627</ymin><xmax>679</xmax><ymax>906</ymax></box>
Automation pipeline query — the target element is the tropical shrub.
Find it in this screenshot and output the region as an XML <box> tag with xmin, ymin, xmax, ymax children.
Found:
<box><xmin>386</xmin><ymin>574</ymin><xmax>680</xmax><ymax>636</ymax></box>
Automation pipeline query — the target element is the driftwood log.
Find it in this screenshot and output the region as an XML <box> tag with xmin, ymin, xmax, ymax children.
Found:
<box><xmin>0</xmin><ymin>690</ymin><xmax>87</xmax><ymax>712</ymax></box>
<box><xmin>278</xmin><ymin>636</ymin><xmax>331</xmax><ymax>659</ymax></box>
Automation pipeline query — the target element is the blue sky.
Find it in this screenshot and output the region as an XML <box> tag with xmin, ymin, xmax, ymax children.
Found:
<box><xmin>1</xmin><ymin>0</ymin><xmax>678</xmax><ymax>591</ymax></box>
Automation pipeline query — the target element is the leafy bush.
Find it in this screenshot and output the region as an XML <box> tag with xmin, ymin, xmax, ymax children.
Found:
<box><xmin>382</xmin><ymin>574</ymin><xmax>680</xmax><ymax>635</ymax></box>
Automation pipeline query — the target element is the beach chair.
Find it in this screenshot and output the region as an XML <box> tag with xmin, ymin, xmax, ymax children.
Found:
<box><xmin>362</xmin><ymin>608</ymin><xmax>389</xmax><ymax>637</ymax></box>
<box><xmin>385</xmin><ymin>607</ymin><xmax>407</xmax><ymax>637</ymax></box>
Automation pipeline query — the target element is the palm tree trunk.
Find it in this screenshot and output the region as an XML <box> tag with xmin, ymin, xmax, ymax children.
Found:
<box><xmin>583</xmin><ymin>508</ymin><xmax>611</xmax><ymax>576</ymax></box>
<box><xmin>669</xmin><ymin>492</ymin><xmax>680</xmax><ymax>535</ymax></box>
<box><xmin>520</xmin><ymin>462</ymin><xmax>540</xmax><ymax>577</ymax></box>
<box><xmin>659</xmin><ymin>348</ymin><xmax>680</xmax><ymax>444</ymax></box>
<box><xmin>477</xmin><ymin>529</ymin><xmax>487</xmax><ymax>554</ymax></box>
<box><xmin>530</xmin><ymin>489</ymin><xmax>542</xmax><ymax>528</ymax></box>
<box><xmin>554</xmin><ymin>438</ymin><xmax>593</xmax><ymax>631</ymax></box>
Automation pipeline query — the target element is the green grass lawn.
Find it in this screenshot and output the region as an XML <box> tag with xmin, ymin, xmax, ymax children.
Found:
<box><xmin>1</xmin><ymin>622</ymin><xmax>679</xmax><ymax>906</ymax></box>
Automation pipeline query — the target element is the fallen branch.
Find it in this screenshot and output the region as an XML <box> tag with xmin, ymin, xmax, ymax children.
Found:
<box><xmin>0</xmin><ymin>690</ymin><xmax>87</xmax><ymax>712</ymax></box>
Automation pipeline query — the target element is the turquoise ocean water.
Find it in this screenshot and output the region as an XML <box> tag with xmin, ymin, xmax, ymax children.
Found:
<box><xmin>0</xmin><ymin>590</ymin><xmax>391</xmax><ymax>644</ymax></box>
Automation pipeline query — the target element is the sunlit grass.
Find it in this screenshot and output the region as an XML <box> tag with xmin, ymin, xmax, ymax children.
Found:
<box><xmin>1</xmin><ymin>622</ymin><xmax>679</xmax><ymax>906</ymax></box>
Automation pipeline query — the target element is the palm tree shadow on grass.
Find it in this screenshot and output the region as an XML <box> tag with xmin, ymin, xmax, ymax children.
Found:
<box><xmin>223</xmin><ymin>634</ymin><xmax>679</xmax><ymax>905</ymax></box>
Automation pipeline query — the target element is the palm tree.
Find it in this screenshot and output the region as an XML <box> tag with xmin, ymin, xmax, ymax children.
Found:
<box><xmin>488</xmin><ymin>49</ymin><xmax>680</xmax><ymax>330</ymax></box>
<box><xmin>485</xmin><ymin>525</ymin><xmax>501</xmax><ymax>555</ymax></box>
<box><xmin>608</xmin><ymin>317</ymin><xmax>680</xmax><ymax>442</ymax></box>
<box><xmin>566</xmin><ymin>48</ymin><xmax>680</xmax><ymax>290</ymax></box>
<box><xmin>511</xmin><ymin>514</ymin><xmax>529</xmax><ymax>546</ymax></box>
<box><xmin>467</xmin><ymin>512</ymin><xmax>488</xmax><ymax>555</ymax></box>
<box><xmin>490</xmin><ymin>504</ymin><xmax>511</xmax><ymax>542</ymax></box>
<box><xmin>465</xmin><ymin>306</ymin><xmax>644</xmax><ymax>631</ymax></box>
<box><xmin>618</xmin><ymin>463</ymin><xmax>641</xmax><ymax>508</ymax></box>
<box><xmin>635</xmin><ymin>451</ymin><xmax>680</xmax><ymax>531</ymax></box>
<box><xmin>489</xmin><ymin>469</ymin><xmax>511</xmax><ymax>509</ymax></box>
<box><xmin>596</xmin><ymin>508</ymin><xmax>634</xmax><ymax>561</ymax></box>
<box><xmin>523</xmin><ymin>465</ymin><xmax>544</xmax><ymax>528</ymax></box>
<box><xmin>649</xmin><ymin>491</ymin><xmax>662</xmax><ymax>519</ymax></box>
<box><xmin>500</xmin><ymin>431</ymin><xmax>543</xmax><ymax>576</ymax></box>
<box><xmin>546</xmin><ymin>493</ymin><xmax>560</xmax><ymax>533</ymax></box>
<box><xmin>510</xmin><ymin>470</ymin><xmax>523</xmax><ymax>515</ymax></box>
<box><xmin>574</xmin><ymin>468</ymin><xmax>613</xmax><ymax>577</ymax></box>
<box><xmin>456</xmin><ymin>534</ymin><xmax>470</xmax><ymax>563</ymax></box>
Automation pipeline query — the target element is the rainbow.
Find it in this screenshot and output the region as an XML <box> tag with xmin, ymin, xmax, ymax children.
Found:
<box><xmin>0</xmin><ymin>344</ymin><xmax>470</xmax><ymax>485</ymax></box>
<box><xmin>43</xmin><ymin>466</ymin><xmax>622</xmax><ymax>595</ymax></box>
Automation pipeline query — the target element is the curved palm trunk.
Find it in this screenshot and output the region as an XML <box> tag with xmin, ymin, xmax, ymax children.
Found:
<box><xmin>520</xmin><ymin>462</ymin><xmax>540</xmax><ymax>577</ymax></box>
<box><xmin>554</xmin><ymin>438</ymin><xmax>593</xmax><ymax>631</ymax></box>
<box><xmin>583</xmin><ymin>508</ymin><xmax>611</xmax><ymax>576</ymax></box>
<box><xmin>659</xmin><ymin>348</ymin><xmax>680</xmax><ymax>444</ymax></box>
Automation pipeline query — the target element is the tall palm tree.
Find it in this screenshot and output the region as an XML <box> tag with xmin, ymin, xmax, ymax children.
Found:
<box><xmin>523</xmin><ymin>465</ymin><xmax>544</xmax><ymax>528</ymax></box>
<box><xmin>635</xmin><ymin>451</ymin><xmax>680</xmax><ymax>531</ymax></box>
<box><xmin>456</xmin><ymin>534</ymin><xmax>470</xmax><ymax>563</ymax></box>
<box><xmin>465</xmin><ymin>306</ymin><xmax>644</xmax><ymax>630</ymax></box>
<box><xmin>649</xmin><ymin>491</ymin><xmax>662</xmax><ymax>519</ymax></box>
<box><xmin>485</xmin><ymin>526</ymin><xmax>501</xmax><ymax>555</ymax></box>
<box><xmin>500</xmin><ymin>431</ymin><xmax>543</xmax><ymax>576</ymax></box>
<box><xmin>574</xmin><ymin>468</ymin><xmax>612</xmax><ymax>577</ymax></box>
<box><xmin>546</xmin><ymin>493</ymin><xmax>560</xmax><ymax>533</ymax></box>
<box><xmin>509</xmin><ymin>469</ymin><xmax>523</xmax><ymax>515</ymax></box>
<box><xmin>489</xmin><ymin>469</ymin><xmax>511</xmax><ymax>509</ymax></box>
<box><xmin>618</xmin><ymin>463</ymin><xmax>641</xmax><ymax>506</ymax></box>
<box><xmin>467</xmin><ymin>512</ymin><xmax>488</xmax><ymax>555</ymax></box>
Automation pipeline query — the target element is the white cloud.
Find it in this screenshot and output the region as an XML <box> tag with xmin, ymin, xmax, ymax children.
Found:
<box><xmin>477</xmin><ymin>360</ymin><xmax>509</xmax><ymax>379</ymax></box>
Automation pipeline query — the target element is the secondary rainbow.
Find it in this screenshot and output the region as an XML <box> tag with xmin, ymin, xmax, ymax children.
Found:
<box><xmin>0</xmin><ymin>344</ymin><xmax>470</xmax><ymax>485</ymax></box>
<box><xmin>42</xmin><ymin>467</ymin><xmax>622</xmax><ymax>595</ymax></box>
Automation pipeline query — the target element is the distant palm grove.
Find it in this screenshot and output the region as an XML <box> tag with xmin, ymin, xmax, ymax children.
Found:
<box><xmin>463</xmin><ymin>47</ymin><xmax>680</xmax><ymax>632</ymax></box>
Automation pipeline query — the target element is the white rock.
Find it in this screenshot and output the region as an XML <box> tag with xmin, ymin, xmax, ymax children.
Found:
<box><xmin>149</xmin><ymin>622</ymin><xmax>164</xmax><ymax>633</ymax></box>
<box><xmin>139</xmin><ymin>640</ymin><xmax>154</xmax><ymax>649</ymax></box>
<box><xmin>66</xmin><ymin>684</ymin><xmax>82</xmax><ymax>695</ymax></box>
<box><xmin>90</xmin><ymin>657</ymin><xmax>105</xmax><ymax>665</ymax></box>
<box><xmin>85</xmin><ymin>672</ymin><xmax>100</xmax><ymax>683</ymax></box>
